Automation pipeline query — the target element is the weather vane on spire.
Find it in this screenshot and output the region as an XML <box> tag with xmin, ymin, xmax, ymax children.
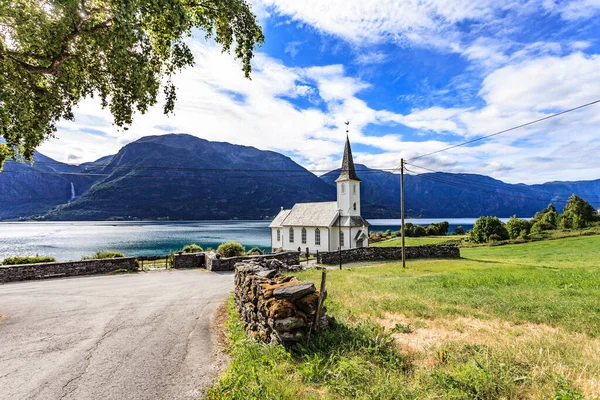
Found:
<box><xmin>345</xmin><ymin>120</ymin><xmax>349</xmax><ymax>136</ymax></box>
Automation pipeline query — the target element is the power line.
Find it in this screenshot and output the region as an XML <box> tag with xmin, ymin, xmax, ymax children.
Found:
<box><xmin>404</xmin><ymin>161</ymin><xmax>596</xmax><ymax>198</ymax></box>
<box><xmin>15</xmin><ymin>160</ymin><xmax>400</xmax><ymax>174</ymax></box>
<box><xmin>406</xmin><ymin>98</ymin><xmax>600</xmax><ymax>162</ymax></box>
<box><xmin>403</xmin><ymin>166</ymin><xmax>600</xmax><ymax>205</ymax></box>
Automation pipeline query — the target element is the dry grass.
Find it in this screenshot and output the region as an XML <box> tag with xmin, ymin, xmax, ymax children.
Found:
<box><xmin>374</xmin><ymin>312</ymin><xmax>600</xmax><ymax>399</ymax></box>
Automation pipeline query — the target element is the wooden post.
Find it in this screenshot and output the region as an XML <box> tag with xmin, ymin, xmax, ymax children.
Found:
<box><xmin>307</xmin><ymin>269</ymin><xmax>328</xmax><ymax>345</ymax></box>
<box><xmin>401</xmin><ymin>158</ymin><xmax>406</xmax><ymax>269</ymax></box>
<box><xmin>315</xmin><ymin>270</ymin><xmax>327</xmax><ymax>332</ymax></box>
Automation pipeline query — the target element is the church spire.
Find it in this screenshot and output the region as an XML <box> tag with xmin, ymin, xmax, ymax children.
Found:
<box><xmin>335</xmin><ymin>131</ymin><xmax>361</xmax><ymax>182</ymax></box>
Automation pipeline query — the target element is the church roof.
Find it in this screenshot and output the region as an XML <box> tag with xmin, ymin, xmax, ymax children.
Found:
<box><xmin>334</xmin><ymin>215</ymin><xmax>371</xmax><ymax>228</ymax></box>
<box><xmin>269</xmin><ymin>208</ymin><xmax>292</xmax><ymax>228</ymax></box>
<box><xmin>335</xmin><ymin>136</ymin><xmax>361</xmax><ymax>182</ymax></box>
<box><xmin>272</xmin><ymin>202</ymin><xmax>339</xmax><ymax>227</ymax></box>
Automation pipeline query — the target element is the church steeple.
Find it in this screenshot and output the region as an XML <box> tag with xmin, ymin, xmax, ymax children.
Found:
<box><xmin>335</xmin><ymin>135</ymin><xmax>361</xmax><ymax>182</ymax></box>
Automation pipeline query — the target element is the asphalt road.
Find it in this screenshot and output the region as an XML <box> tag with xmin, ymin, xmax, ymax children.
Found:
<box><xmin>0</xmin><ymin>270</ymin><xmax>233</xmax><ymax>400</ymax></box>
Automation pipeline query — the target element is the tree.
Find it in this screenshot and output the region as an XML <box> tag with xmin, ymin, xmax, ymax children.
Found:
<box><xmin>561</xmin><ymin>194</ymin><xmax>595</xmax><ymax>229</ymax></box>
<box><xmin>0</xmin><ymin>0</ymin><xmax>264</xmax><ymax>169</ymax></box>
<box><xmin>470</xmin><ymin>216</ymin><xmax>509</xmax><ymax>243</ymax></box>
<box><xmin>454</xmin><ymin>226</ymin><xmax>464</xmax><ymax>235</ymax></box>
<box><xmin>506</xmin><ymin>215</ymin><xmax>529</xmax><ymax>239</ymax></box>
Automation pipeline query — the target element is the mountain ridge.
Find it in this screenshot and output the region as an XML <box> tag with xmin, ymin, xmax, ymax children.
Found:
<box><xmin>0</xmin><ymin>134</ymin><xmax>598</xmax><ymax>220</ymax></box>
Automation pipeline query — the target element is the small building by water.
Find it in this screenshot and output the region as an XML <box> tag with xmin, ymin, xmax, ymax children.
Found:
<box><xmin>269</xmin><ymin>136</ymin><xmax>370</xmax><ymax>253</ymax></box>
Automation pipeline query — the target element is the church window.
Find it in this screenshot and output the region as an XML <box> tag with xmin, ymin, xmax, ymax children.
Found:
<box><xmin>353</xmin><ymin>202</ymin><xmax>356</xmax><ymax>211</ymax></box>
<box><xmin>301</xmin><ymin>228</ymin><xmax>307</xmax><ymax>244</ymax></box>
<box><xmin>315</xmin><ymin>228</ymin><xmax>321</xmax><ymax>245</ymax></box>
<box><xmin>341</xmin><ymin>183</ymin><xmax>346</xmax><ymax>194</ymax></box>
<box><xmin>339</xmin><ymin>230</ymin><xmax>344</xmax><ymax>247</ymax></box>
<box><xmin>289</xmin><ymin>228</ymin><xmax>294</xmax><ymax>243</ymax></box>
<box><xmin>277</xmin><ymin>229</ymin><xmax>281</xmax><ymax>242</ymax></box>
<box><xmin>353</xmin><ymin>184</ymin><xmax>356</xmax><ymax>194</ymax></box>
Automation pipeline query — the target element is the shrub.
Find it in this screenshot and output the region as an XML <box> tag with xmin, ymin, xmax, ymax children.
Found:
<box><xmin>489</xmin><ymin>234</ymin><xmax>503</xmax><ymax>242</ymax></box>
<box><xmin>454</xmin><ymin>226</ymin><xmax>465</xmax><ymax>235</ymax></box>
<box><xmin>216</xmin><ymin>241</ymin><xmax>245</xmax><ymax>258</ymax></box>
<box><xmin>506</xmin><ymin>216</ymin><xmax>529</xmax><ymax>239</ymax></box>
<box><xmin>182</xmin><ymin>243</ymin><xmax>203</xmax><ymax>253</ymax></box>
<box><xmin>246</xmin><ymin>247</ymin><xmax>264</xmax><ymax>255</ymax></box>
<box><xmin>413</xmin><ymin>225</ymin><xmax>426</xmax><ymax>237</ymax></box>
<box><xmin>384</xmin><ymin>229</ymin><xmax>392</xmax><ymax>237</ymax></box>
<box><xmin>2</xmin><ymin>256</ymin><xmax>56</xmax><ymax>265</ymax></box>
<box><xmin>403</xmin><ymin>222</ymin><xmax>414</xmax><ymax>237</ymax></box>
<box><xmin>470</xmin><ymin>216</ymin><xmax>509</xmax><ymax>243</ymax></box>
<box><xmin>530</xmin><ymin>220</ymin><xmax>554</xmax><ymax>234</ymax></box>
<box><xmin>82</xmin><ymin>251</ymin><xmax>125</xmax><ymax>260</ymax></box>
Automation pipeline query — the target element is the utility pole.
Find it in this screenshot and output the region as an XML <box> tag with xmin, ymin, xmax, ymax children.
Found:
<box><xmin>401</xmin><ymin>158</ymin><xmax>406</xmax><ymax>269</ymax></box>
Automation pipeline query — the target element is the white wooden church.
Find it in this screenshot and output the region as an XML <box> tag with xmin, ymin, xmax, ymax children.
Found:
<box><xmin>270</xmin><ymin>137</ymin><xmax>369</xmax><ymax>252</ymax></box>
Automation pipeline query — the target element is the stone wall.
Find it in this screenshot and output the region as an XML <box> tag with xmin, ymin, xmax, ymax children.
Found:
<box><xmin>234</xmin><ymin>260</ymin><xmax>329</xmax><ymax>346</ymax></box>
<box><xmin>206</xmin><ymin>251</ymin><xmax>300</xmax><ymax>272</ymax></box>
<box><xmin>318</xmin><ymin>245</ymin><xmax>460</xmax><ymax>264</ymax></box>
<box><xmin>0</xmin><ymin>257</ymin><xmax>138</xmax><ymax>283</ymax></box>
<box><xmin>172</xmin><ymin>252</ymin><xmax>206</xmax><ymax>269</ymax></box>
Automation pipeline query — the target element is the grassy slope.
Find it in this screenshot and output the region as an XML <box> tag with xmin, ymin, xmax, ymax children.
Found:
<box><xmin>209</xmin><ymin>235</ymin><xmax>600</xmax><ymax>399</ymax></box>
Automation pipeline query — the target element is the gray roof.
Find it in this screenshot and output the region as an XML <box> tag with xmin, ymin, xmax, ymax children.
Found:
<box><xmin>269</xmin><ymin>209</ymin><xmax>292</xmax><ymax>228</ymax></box>
<box><xmin>279</xmin><ymin>202</ymin><xmax>339</xmax><ymax>227</ymax></box>
<box><xmin>335</xmin><ymin>136</ymin><xmax>361</xmax><ymax>182</ymax></box>
<box><xmin>334</xmin><ymin>215</ymin><xmax>371</xmax><ymax>227</ymax></box>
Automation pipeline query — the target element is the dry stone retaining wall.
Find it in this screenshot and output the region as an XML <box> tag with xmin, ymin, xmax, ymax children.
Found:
<box><xmin>207</xmin><ymin>251</ymin><xmax>300</xmax><ymax>272</ymax></box>
<box><xmin>0</xmin><ymin>257</ymin><xmax>138</xmax><ymax>283</ymax></box>
<box><xmin>172</xmin><ymin>252</ymin><xmax>206</xmax><ymax>269</ymax></box>
<box><xmin>318</xmin><ymin>245</ymin><xmax>460</xmax><ymax>264</ymax></box>
<box><xmin>234</xmin><ymin>259</ymin><xmax>329</xmax><ymax>345</ymax></box>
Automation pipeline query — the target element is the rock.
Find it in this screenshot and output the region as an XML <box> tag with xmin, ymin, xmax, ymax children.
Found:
<box><xmin>267</xmin><ymin>259</ymin><xmax>284</xmax><ymax>270</ymax></box>
<box><xmin>267</xmin><ymin>299</ymin><xmax>295</xmax><ymax>319</ymax></box>
<box><xmin>277</xmin><ymin>330</ymin><xmax>305</xmax><ymax>342</ymax></box>
<box><xmin>272</xmin><ymin>316</ymin><xmax>306</xmax><ymax>332</ymax></box>
<box><xmin>256</xmin><ymin>269</ymin><xmax>278</xmax><ymax>278</ymax></box>
<box><xmin>273</xmin><ymin>282</ymin><xmax>316</xmax><ymax>301</ymax></box>
<box><xmin>295</xmin><ymin>292</ymin><xmax>319</xmax><ymax>315</ymax></box>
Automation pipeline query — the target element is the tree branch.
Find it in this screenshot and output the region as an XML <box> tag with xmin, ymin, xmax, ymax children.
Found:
<box><xmin>10</xmin><ymin>9</ymin><xmax>113</xmax><ymax>76</ymax></box>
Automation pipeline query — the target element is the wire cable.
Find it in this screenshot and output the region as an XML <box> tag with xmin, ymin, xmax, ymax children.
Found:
<box><xmin>406</xmin><ymin>98</ymin><xmax>600</xmax><ymax>162</ymax></box>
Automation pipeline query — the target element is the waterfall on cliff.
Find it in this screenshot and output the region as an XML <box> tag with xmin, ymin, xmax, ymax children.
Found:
<box><xmin>70</xmin><ymin>182</ymin><xmax>75</xmax><ymax>202</ymax></box>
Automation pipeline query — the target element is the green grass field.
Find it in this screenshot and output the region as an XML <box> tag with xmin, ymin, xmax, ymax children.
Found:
<box><xmin>209</xmin><ymin>235</ymin><xmax>600</xmax><ymax>399</ymax></box>
<box><xmin>373</xmin><ymin>235</ymin><xmax>466</xmax><ymax>247</ymax></box>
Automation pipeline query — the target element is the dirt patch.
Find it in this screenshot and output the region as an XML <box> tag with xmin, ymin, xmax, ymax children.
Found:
<box><xmin>211</xmin><ymin>300</ymin><xmax>230</xmax><ymax>355</ymax></box>
<box><xmin>375</xmin><ymin>312</ymin><xmax>600</xmax><ymax>397</ymax></box>
<box><xmin>375</xmin><ymin>312</ymin><xmax>564</xmax><ymax>353</ymax></box>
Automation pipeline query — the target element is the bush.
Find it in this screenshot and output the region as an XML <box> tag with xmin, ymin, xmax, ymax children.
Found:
<box><xmin>246</xmin><ymin>247</ymin><xmax>264</xmax><ymax>255</ymax></box>
<box><xmin>530</xmin><ymin>220</ymin><xmax>554</xmax><ymax>234</ymax></box>
<box><xmin>454</xmin><ymin>226</ymin><xmax>465</xmax><ymax>235</ymax></box>
<box><xmin>216</xmin><ymin>241</ymin><xmax>245</xmax><ymax>258</ymax></box>
<box><xmin>182</xmin><ymin>243</ymin><xmax>203</xmax><ymax>253</ymax></box>
<box><xmin>506</xmin><ymin>216</ymin><xmax>529</xmax><ymax>239</ymax></box>
<box><xmin>2</xmin><ymin>256</ymin><xmax>56</xmax><ymax>265</ymax></box>
<box><xmin>470</xmin><ymin>216</ymin><xmax>509</xmax><ymax>243</ymax></box>
<box><xmin>425</xmin><ymin>222</ymin><xmax>449</xmax><ymax>236</ymax></box>
<box><xmin>413</xmin><ymin>225</ymin><xmax>426</xmax><ymax>237</ymax></box>
<box><xmin>488</xmin><ymin>234</ymin><xmax>503</xmax><ymax>241</ymax></box>
<box><xmin>82</xmin><ymin>251</ymin><xmax>125</xmax><ymax>260</ymax></box>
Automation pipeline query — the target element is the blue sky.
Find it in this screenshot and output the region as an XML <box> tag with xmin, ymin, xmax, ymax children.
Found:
<box><xmin>41</xmin><ymin>0</ymin><xmax>600</xmax><ymax>183</ymax></box>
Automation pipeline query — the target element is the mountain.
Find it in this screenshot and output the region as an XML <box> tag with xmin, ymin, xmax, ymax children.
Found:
<box><xmin>321</xmin><ymin>164</ymin><xmax>600</xmax><ymax>218</ymax></box>
<box><xmin>0</xmin><ymin>152</ymin><xmax>101</xmax><ymax>219</ymax></box>
<box><xmin>2</xmin><ymin>134</ymin><xmax>599</xmax><ymax>221</ymax></box>
<box><xmin>43</xmin><ymin>134</ymin><xmax>336</xmax><ymax>220</ymax></box>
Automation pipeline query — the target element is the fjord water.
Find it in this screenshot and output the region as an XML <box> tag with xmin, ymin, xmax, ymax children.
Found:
<box><xmin>0</xmin><ymin>219</ymin><xmax>480</xmax><ymax>261</ymax></box>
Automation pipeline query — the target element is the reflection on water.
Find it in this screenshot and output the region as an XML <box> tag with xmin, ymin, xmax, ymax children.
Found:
<box><xmin>0</xmin><ymin>218</ymin><xmax>494</xmax><ymax>261</ymax></box>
